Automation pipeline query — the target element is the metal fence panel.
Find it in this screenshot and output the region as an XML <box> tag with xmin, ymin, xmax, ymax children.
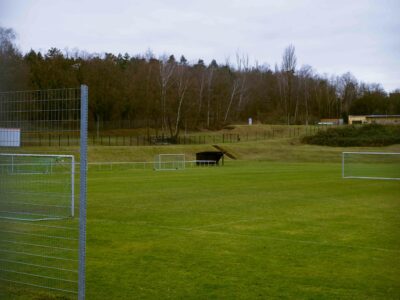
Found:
<box><xmin>0</xmin><ymin>86</ymin><xmax>88</xmax><ymax>299</ymax></box>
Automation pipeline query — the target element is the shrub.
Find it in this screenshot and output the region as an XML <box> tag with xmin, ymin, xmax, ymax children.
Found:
<box><xmin>302</xmin><ymin>124</ymin><xmax>400</xmax><ymax>147</ymax></box>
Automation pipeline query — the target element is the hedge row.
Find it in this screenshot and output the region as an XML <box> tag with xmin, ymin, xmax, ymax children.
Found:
<box><xmin>302</xmin><ymin>124</ymin><xmax>400</xmax><ymax>147</ymax></box>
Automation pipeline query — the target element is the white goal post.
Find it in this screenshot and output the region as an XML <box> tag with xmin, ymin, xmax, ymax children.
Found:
<box><xmin>342</xmin><ymin>152</ymin><xmax>400</xmax><ymax>180</ymax></box>
<box><xmin>154</xmin><ymin>154</ymin><xmax>185</xmax><ymax>171</ymax></box>
<box><xmin>0</xmin><ymin>153</ymin><xmax>75</xmax><ymax>219</ymax></box>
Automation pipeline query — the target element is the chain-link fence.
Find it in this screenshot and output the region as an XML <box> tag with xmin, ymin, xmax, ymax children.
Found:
<box><xmin>0</xmin><ymin>86</ymin><xmax>88</xmax><ymax>299</ymax></box>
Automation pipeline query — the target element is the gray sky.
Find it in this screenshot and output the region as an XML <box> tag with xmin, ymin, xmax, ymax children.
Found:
<box><xmin>1</xmin><ymin>0</ymin><xmax>399</xmax><ymax>91</ymax></box>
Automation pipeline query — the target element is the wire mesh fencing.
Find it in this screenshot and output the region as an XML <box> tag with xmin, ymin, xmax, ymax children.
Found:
<box><xmin>0</xmin><ymin>154</ymin><xmax>75</xmax><ymax>220</ymax></box>
<box><xmin>0</xmin><ymin>86</ymin><xmax>88</xmax><ymax>299</ymax></box>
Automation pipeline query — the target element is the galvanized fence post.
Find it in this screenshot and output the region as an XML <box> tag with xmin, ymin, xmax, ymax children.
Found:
<box><xmin>79</xmin><ymin>85</ymin><xmax>88</xmax><ymax>300</ymax></box>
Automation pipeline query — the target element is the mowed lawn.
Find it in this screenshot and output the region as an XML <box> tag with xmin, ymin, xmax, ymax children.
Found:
<box><xmin>85</xmin><ymin>161</ymin><xmax>400</xmax><ymax>299</ymax></box>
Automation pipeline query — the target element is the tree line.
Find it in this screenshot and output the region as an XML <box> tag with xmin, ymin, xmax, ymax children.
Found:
<box><xmin>1</xmin><ymin>27</ymin><xmax>399</xmax><ymax>138</ymax></box>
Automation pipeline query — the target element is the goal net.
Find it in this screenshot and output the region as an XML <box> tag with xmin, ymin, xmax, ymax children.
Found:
<box><xmin>342</xmin><ymin>152</ymin><xmax>400</xmax><ymax>180</ymax></box>
<box><xmin>0</xmin><ymin>153</ymin><xmax>75</xmax><ymax>220</ymax></box>
<box><xmin>154</xmin><ymin>154</ymin><xmax>185</xmax><ymax>171</ymax></box>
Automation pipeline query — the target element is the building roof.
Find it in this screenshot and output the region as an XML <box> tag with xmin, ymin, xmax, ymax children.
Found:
<box><xmin>349</xmin><ymin>115</ymin><xmax>400</xmax><ymax>118</ymax></box>
<box><xmin>366</xmin><ymin>115</ymin><xmax>400</xmax><ymax>118</ymax></box>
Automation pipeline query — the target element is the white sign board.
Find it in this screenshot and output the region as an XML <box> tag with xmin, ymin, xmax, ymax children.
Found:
<box><xmin>0</xmin><ymin>128</ymin><xmax>21</xmax><ymax>147</ymax></box>
<box><xmin>248</xmin><ymin>117</ymin><xmax>253</xmax><ymax>125</ymax></box>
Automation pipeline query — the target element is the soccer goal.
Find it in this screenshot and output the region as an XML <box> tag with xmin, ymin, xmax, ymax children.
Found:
<box><xmin>342</xmin><ymin>152</ymin><xmax>400</xmax><ymax>180</ymax></box>
<box><xmin>154</xmin><ymin>154</ymin><xmax>185</xmax><ymax>171</ymax></box>
<box><xmin>0</xmin><ymin>153</ymin><xmax>75</xmax><ymax>220</ymax></box>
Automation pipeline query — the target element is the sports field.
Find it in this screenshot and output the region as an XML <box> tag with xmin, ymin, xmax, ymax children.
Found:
<box><xmin>1</xmin><ymin>140</ymin><xmax>400</xmax><ymax>299</ymax></box>
<box><xmin>85</xmin><ymin>160</ymin><xmax>399</xmax><ymax>299</ymax></box>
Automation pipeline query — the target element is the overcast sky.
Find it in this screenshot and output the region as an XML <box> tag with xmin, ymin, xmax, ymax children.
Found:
<box><xmin>1</xmin><ymin>0</ymin><xmax>399</xmax><ymax>91</ymax></box>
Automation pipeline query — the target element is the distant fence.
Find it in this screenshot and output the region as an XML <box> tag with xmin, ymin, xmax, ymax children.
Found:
<box><xmin>88</xmin><ymin>160</ymin><xmax>218</xmax><ymax>171</ymax></box>
<box><xmin>14</xmin><ymin>126</ymin><xmax>330</xmax><ymax>147</ymax></box>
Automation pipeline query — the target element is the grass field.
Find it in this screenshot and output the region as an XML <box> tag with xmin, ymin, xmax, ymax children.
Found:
<box><xmin>85</xmin><ymin>161</ymin><xmax>400</xmax><ymax>299</ymax></box>
<box><xmin>1</xmin><ymin>139</ymin><xmax>400</xmax><ymax>299</ymax></box>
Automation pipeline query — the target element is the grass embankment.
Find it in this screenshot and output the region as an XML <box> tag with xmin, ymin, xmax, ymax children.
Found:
<box><xmin>92</xmin><ymin>124</ymin><xmax>322</xmax><ymax>146</ymax></box>
<box><xmin>84</xmin><ymin>131</ymin><xmax>400</xmax><ymax>163</ymax></box>
<box><xmin>10</xmin><ymin>135</ymin><xmax>400</xmax><ymax>164</ymax></box>
<box><xmin>95</xmin><ymin>124</ymin><xmax>313</xmax><ymax>137</ymax></box>
<box><xmin>82</xmin><ymin>124</ymin><xmax>400</xmax><ymax>162</ymax></box>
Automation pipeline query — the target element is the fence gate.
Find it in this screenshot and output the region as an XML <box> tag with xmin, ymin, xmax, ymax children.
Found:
<box><xmin>0</xmin><ymin>86</ymin><xmax>88</xmax><ymax>300</ymax></box>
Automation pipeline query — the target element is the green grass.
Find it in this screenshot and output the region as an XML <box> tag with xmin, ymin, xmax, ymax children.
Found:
<box><xmin>84</xmin><ymin>161</ymin><xmax>400</xmax><ymax>299</ymax></box>
<box><xmin>1</xmin><ymin>139</ymin><xmax>400</xmax><ymax>299</ymax></box>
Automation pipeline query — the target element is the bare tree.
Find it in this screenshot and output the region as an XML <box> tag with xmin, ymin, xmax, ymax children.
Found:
<box><xmin>278</xmin><ymin>44</ymin><xmax>297</xmax><ymax>124</ymax></box>
<box><xmin>298</xmin><ymin>65</ymin><xmax>313</xmax><ymax>125</ymax></box>
<box><xmin>193</xmin><ymin>61</ymin><xmax>206</xmax><ymax>127</ymax></box>
<box><xmin>0</xmin><ymin>26</ymin><xmax>29</xmax><ymax>91</ymax></box>
<box><xmin>224</xmin><ymin>77</ymin><xmax>240</xmax><ymax>123</ymax></box>
<box><xmin>159</xmin><ymin>55</ymin><xmax>175</xmax><ymax>135</ymax></box>
<box><xmin>206</xmin><ymin>66</ymin><xmax>214</xmax><ymax>128</ymax></box>
<box><xmin>223</xmin><ymin>52</ymin><xmax>250</xmax><ymax>124</ymax></box>
<box><xmin>281</xmin><ymin>44</ymin><xmax>297</xmax><ymax>73</ymax></box>
<box><xmin>236</xmin><ymin>52</ymin><xmax>250</xmax><ymax>114</ymax></box>
<box><xmin>276</xmin><ymin>64</ymin><xmax>288</xmax><ymax>123</ymax></box>
<box><xmin>198</xmin><ymin>69</ymin><xmax>205</xmax><ymax>114</ymax></box>
<box><xmin>172</xmin><ymin>63</ymin><xmax>189</xmax><ymax>139</ymax></box>
<box><xmin>0</xmin><ymin>27</ymin><xmax>17</xmax><ymax>54</ymax></box>
<box><xmin>337</xmin><ymin>72</ymin><xmax>358</xmax><ymax>117</ymax></box>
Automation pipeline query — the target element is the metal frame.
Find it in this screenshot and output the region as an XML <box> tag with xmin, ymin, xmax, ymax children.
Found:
<box><xmin>342</xmin><ymin>151</ymin><xmax>400</xmax><ymax>181</ymax></box>
<box><xmin>154</xmin><ymin>154</ymin><xmax>186</xmax><ymax>171</ymax></box>
<box><xmin>78</xmin><ymin>85</ymin><xmax>88</xmax><ymax>300</ymax></box>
